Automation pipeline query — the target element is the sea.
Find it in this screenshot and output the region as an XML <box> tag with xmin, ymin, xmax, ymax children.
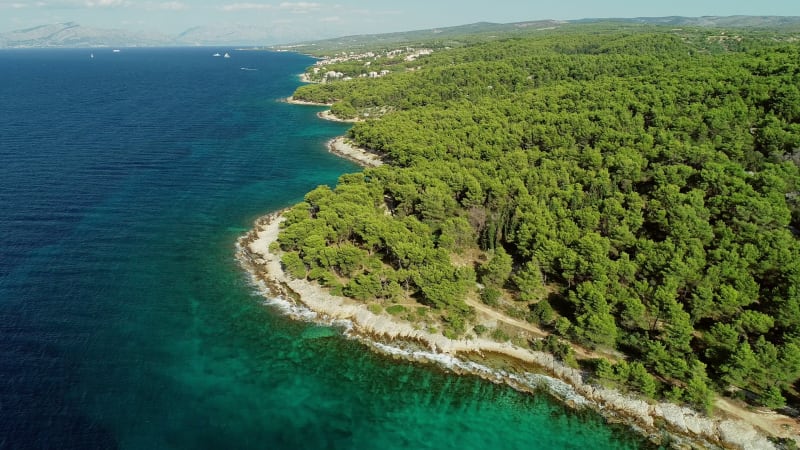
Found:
<box><xmin>0</xmin><ymin>48</ymin><xmax>652</xmax><ymax>449</ymax></box>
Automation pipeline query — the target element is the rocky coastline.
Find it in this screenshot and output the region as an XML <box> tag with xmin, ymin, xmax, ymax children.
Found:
<box><xmin>261</xmin><ymin>89</ymin><xmax>798</xmax><ymax>449</ymax></box>
<box><xmin>237</xmin><ymin>210</ymin><xmax>785</xmax><ymax>450</ymax></box>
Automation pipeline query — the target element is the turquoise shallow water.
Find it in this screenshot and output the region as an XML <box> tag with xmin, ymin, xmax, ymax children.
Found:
<box><xmin>0</xmin><ymin>48</ymin><xmax>650</xmax><ymax>449</ymax></box>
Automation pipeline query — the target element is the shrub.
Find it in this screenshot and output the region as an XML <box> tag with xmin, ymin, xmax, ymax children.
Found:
<box><xmin>490</xmin><ymin>328</ymin><xmax>511</xmax><ymax>342</ymax></box>
<box><xmin>554</xmin><ymin>317</ymin><xmax>572</xmax><ymax>337</ymax></box>
<box><xmin>443</xmin><ymin>328</ymin><xmax>460</xmax><ymax>339</ymax></box>
<box><xmin>478</xmin><ymin>247</ymin><xmax>513</xmax><ymax>287</ymax></box>
<box><xmin>385</xmin><ymin>304</ymin><xmax>407</xmax><ymax>316</ymax></box>
<box><xmin>281</xmin><ymin>252</ymin><xmax>307</xmax><ymax>279</ymax></box>
<box><xmin>529</xmin><ymin>300</ymin><xmax>556</xmax><ymax>326</ymax></box>
<box><xmin>759</xmin><ymin>386</ymin><xmax>786</xmax><ymax>409</ymax></box>
<box><xmin>443</xmin><ymin>310</ymin><xmax>466</xmax><ymax>337</ymax></box>
<box><xmin>481</xmin><ymin>286</ymin><xmax>502</xmax><ymax>306</ymax></box>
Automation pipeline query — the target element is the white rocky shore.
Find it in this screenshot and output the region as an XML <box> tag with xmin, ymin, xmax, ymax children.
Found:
<box><xmin>283</xmin><ymin>97</ymin><xmax>362</xmax><ymax>123</ymax></box>
<box><xmin>237</xmin><ymin>212</ymin><xmax>785</xmax><ymax>450</ymax></box>
<box><xmin>284</xmin><ymin>96</ymin><xmax>330</xmax><ymax>106</ymax></box>
<box><xmin>327</xmin><ymin>137</ymin><xmax>383</xmax><ymax>167</ymax></box>
<box><xmin>317</xmin><ymin>109</ymin><xmax>362</xmax><ymax>123</ymax></box>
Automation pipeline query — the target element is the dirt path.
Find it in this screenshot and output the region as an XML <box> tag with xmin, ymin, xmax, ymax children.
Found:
<box><xmin>715</xmin><ymin>397</ymin><xmax>799</xmax><ymax>444</ymax></box>
<box><xmin>467</xmin><ymin>298</ymin><xmax>547</xmax><ymax>337</ymax></box>
<box><xmin>465</xmin><ymin>298</ymin><xmax>601</xmax><ymax>360</ymax></box>
<box><xmin>468</xmin><ymin>296</ymin><xmax>799</xmax><ymax>443</ymax></box>
<box><xmin>468</xmin><ymin>297</ymin><xmax>800</xmax><ymax>443</ymax></box>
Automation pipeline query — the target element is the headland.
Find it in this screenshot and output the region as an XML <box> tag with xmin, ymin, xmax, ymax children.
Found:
<box><xmin>236</xmin><ymin>127</ymin><xmax>793</xmax><ymax>448</ymax></box>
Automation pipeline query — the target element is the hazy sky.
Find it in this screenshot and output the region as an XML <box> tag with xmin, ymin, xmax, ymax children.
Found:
<box><xmin>1</xmin><ymin>0</ymin><xmax>799</xmax><ymax>36</ymax></box>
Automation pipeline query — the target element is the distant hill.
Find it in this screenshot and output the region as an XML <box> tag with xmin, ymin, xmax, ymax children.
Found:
<box><xmin>272</xmin><ymin>20</ymin><xmax>567</xmax><ymax>54</ymax></box>
<box><xmin>0</xmin><ymin>22</ymin><xmax>308</xmax><ymax>48</ymax></box>
<box><xmin>274</xmin><ymin>16</ymin><xmax>800</xmax><ymax>55</ymax></box>
<box><xmin>2</xmin><ymin>16</ymin><xmax>800</xmax><ymax>49</ymax></box>
<box><xmin>174</xmin><ymin>24</ymin><xmax>319</xmax><ymax>47</ymax></box>
<box><xmin>574</xmin><ymin>15</ymin><xmax>800</xmax><ymax>28</ymax></box>
<box><xmin>0</xmin><ymin>22</ymin><xmax>172</xmax><ymax>48</ymax></box>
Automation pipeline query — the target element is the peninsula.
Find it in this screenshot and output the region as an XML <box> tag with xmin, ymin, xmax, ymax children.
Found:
<box><xmin>239</xmin><ymin>208</ymin><xmax>788</xmax><ymax>449</ymax></box>
<box><xmin>245</xmin><ymin>25</ymin><xmax>800</xmax><ymax>448</ymax></box>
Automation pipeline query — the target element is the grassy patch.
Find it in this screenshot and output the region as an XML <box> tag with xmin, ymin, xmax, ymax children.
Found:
<box><xmin>385</xmin><ymin>304</ymin><xmax>407</xmax><ymax>315</ymax></box>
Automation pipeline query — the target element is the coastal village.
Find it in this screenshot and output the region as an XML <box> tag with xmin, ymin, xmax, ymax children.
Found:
<box><xmin>304</xmin><ymin>47</ymin><xmax>433</xmax><ymax>82</ymax></box>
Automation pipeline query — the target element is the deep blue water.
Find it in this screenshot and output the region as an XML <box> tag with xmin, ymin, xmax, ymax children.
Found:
<box><xmin>0</xmin><ymin>48</ymin><xmax>649</xmax><ymax>449</ymax></box>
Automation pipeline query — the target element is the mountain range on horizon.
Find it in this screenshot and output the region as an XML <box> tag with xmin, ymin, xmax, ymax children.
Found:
<box><xmin>1</xmin><ymin>15</ymin><xmax>799</xmax><ymax>49</ymax></box>
<box><xmin>0</xmin><ymin>21</ymin><xmax>320</xmax><ymax>48</ymax></box>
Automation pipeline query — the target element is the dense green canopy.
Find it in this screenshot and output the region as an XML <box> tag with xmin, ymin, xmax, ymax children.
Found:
<box><xmin>283</xmin><ymin>30</ymin><xmax>800</xmax><ymax>411</ymax></box>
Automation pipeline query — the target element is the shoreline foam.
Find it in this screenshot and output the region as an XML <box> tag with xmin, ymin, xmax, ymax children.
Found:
<box><xmin>237</xmin><ymin>212</ymin><xmax>783</xmax><ymax>449</ymax></box>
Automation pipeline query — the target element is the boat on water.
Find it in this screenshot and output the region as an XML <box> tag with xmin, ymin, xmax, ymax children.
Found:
<box><xmin>113</xmin><ymin>49</ymin><xmax>121</xmax><ymax>53</ymax></box>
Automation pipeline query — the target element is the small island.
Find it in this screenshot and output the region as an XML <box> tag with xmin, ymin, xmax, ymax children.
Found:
<box><xmin>247</xmin><ymin>25</ymin><xmax>800</xmax><ymax>448</ymax></box>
